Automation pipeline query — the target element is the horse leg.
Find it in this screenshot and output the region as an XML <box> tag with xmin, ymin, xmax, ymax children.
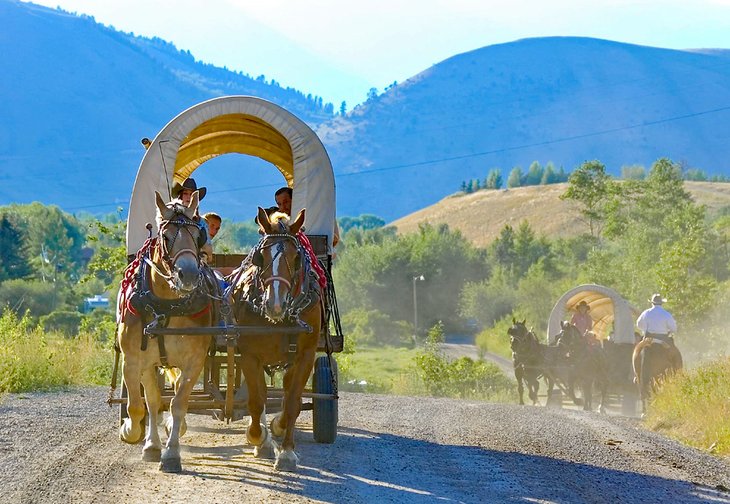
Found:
<box><xmin>119</xmin><ymin>357</ymin><xmax>146</xmax><ymax>444</ymax></box>
<box><xmin>274</xmin><ymin>349</ymin><xmax>316</xmax><ymax>472</ymax></box>
<box><xmin>515</xmin><ymin>367</ymin><xmax>525</xmax><ymax>405</ymax></box>
<box><xmin>141</xmin><ymin>366</ymin><xmax>162</xmax><ymax>462</ymax></box>
<box><xmin>160</xmin><ymin>360</ymin><xmax>203</xmax><ymax>473</ymax></box>
<box><xmin>241</xmin><ymin>359</ymin><xmax>277</xmax><ymax>459</ymax></box>
<box><xmin>528</xmin><ymin>372</ymin><xmax>539</xmax><ymax>405</ymax></box>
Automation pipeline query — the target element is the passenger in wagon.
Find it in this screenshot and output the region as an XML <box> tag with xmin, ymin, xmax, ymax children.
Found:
<box><xmin>274</xmin><ymin>186</ymin><xmax>340</xmax><ymax>246</ymax></box>
<box><xmin>570</xmin><ymin>300</ymin><xmax>594</xmax><ymax>336</ymax></box>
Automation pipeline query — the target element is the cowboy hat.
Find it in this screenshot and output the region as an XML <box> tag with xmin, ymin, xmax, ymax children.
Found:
<box><xmin>172</xmin><ymin>177</ymin><xmax>207</xmax><ymax>200</ymax></box>
<box><xmin>649</xmin><ymin>293</ymin><xmax>666</xmax><ymax>305</ymax></box>
<box><xmin>576</xmin><ymin>300</ymin><xmax>590</xmax><ymax>311</ymax></box>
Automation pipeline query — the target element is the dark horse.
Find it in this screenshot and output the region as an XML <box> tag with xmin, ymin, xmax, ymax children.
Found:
<box><xmin>555</xmin><ymin>321</ymin><xmax>609</xmax><ymax>413</ymax></box>
<box><xmin>633</xmin><ymin>336</ymin><xmax>683</xmax><ymax>417</ymax></box>
<box><xmin>508</xmin><ymin>319</ymin><xmax>575</xmax><ymax>406</ymax></box>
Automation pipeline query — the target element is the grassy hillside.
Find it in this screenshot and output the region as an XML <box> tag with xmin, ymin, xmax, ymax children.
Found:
<box><xmin>391</xmin><ymin>181</ymin><xmax>730</xmax><ymax>247</ymax></box>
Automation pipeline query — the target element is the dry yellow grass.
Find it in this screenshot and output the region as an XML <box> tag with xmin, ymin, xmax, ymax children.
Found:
<box><xmin>390</xmin><ymin>182</ymin><xmax>730</xmax><ymax>247</ymax></box>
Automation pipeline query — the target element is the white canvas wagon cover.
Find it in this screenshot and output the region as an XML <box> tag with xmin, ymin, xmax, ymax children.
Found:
<box><xmin>126</xmin><ymin>96</ymin><xmax>336</xmax><ymax>255</ymax></box>
<box><xmin>547</xmin><ymin>284</ymin><xmax>640</xmax><ymax>345</ymax></box>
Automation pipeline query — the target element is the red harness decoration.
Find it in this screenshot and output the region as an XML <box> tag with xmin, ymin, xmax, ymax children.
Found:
<box><xmin>296</xmin><ymin>231</ymin><xmax>327</xmax><ymax>290</ymax></box>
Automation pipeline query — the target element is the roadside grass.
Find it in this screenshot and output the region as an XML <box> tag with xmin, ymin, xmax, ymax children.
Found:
<box><xmin>337</xmin><ymin>343</ymin><xmax>515</xmax><ymax>402</ymax></box>
<box><xmin>0</xmin><ymin>311</ymin><xmax>112</xmax><ymax>394</ymax></box>
<box><xmin>475</xmin><ymin>317</ymin><xmax>513</xmax><ymax>360</ymax></box>
<box><xmin>645</xmin><ymin>357</ymin><xmax>730</xmax><ymax>457</ymax></box>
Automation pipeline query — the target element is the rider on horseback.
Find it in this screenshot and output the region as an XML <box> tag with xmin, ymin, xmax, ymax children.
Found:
<box><xmin>636</xmin><ymin>293</ymin><xmax>682</xmax><ymax>368</ymax></box>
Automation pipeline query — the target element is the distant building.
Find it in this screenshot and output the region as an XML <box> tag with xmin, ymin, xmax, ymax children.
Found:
<box><xmin>83</xmin><ymin>294</ymin><xmax>110</xmax><ymax>312</ymax></box>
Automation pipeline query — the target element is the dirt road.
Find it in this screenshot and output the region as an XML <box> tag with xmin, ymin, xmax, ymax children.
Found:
<box><xmin>1</xmin><ymin>387</ymin><xmax>728</xmax><ymax>503</ymax></box>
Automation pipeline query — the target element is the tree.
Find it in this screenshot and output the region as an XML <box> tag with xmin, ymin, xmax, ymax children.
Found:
<box><xmin>621</xmin><ymin>165</ymin><xmax>646</xmax><ymax>180</ymax></box>
<box><xmin>525</xmin><ymin>161</ymin><xmax>544</xmax><ymax>186</ymax></box>
<box><xmin>540</xmin><ymin>163</ymin><xmax>558</xmax><ymax>185</ymax></box>
<box><xmin>507</xmin><ymin>167</ymin><xmax>523</xmax><ymax>188</ymax></box>
<box><xmin>560</xmin><ymin>160</ymin><xmax>616</xmax><ymax>239</ymax></box>
<box><xmin>0</xmin><ymin>214</ymin><xmax>31</xmax><ymax>281</ymax></box>
<box><xmin>485</xmin><ymin>169</ymin><xmax>503</xmax><ymax>189</ymax></box>
<box><xmin>366</xmin><ymin>88</ymin><xmax>378</xmax><ymax>102</ymax></box>
<box><xmin>339</xmin><ymin>101</ymin><xmax>347</xmax><ymax>115</ymax></box>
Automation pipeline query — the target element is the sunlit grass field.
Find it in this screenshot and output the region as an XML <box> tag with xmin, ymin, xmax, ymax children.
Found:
<box><xmin>0</xmin><ymin>311</ymin><xmax>112</xmax><ymax>395</ymax></box>
<box><xmin>646</xmin><ymin>357</ymin><xmax>730</xmax><ymax>457</ymax></box>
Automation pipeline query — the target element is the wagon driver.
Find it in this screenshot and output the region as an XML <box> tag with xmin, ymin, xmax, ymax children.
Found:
<box><xmin>570</xmin><ymin>300</ymin><xmax>593</xmax><ymax>336</ymax></box>
<box><xmin>172</xmin><ymin>177</ymin><xmax>213</xmax><ymax>261</ymax></box>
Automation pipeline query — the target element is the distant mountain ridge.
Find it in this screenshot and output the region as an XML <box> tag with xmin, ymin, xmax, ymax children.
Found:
<box><xmin>3</xmin><ymin>1</ymin><xmax>730</xmax><ymax>223</ymax></box>
<box><xmin>325</xmin><ymin>37</ymin><xmax>730</xmax><ymax>219</ymax></box>
<box><xmin>0</xmin><ymin>0</ymin><xmax>333</xmax><ymax>213</ymax></box>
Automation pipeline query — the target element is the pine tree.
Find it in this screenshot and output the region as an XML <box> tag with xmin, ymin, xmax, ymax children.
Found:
<box><xmin>507</xmin><ymin>167</ymin><xmax>523</xmax><ymax>188</ymax></box>
<box><xmin>0</xmin><ymin>215</ymin><xmax>31</xmax><ymax>281</ymax></box>
<box><xmin>485</xmin><ymin>168</ymin><xmax>503</xmax><ymax>189</ymax></box>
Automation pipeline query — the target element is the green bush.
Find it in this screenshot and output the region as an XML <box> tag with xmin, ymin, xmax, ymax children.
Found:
<box><xmin>341</xmin><ymin>308</ymin><xmax>413</xmax><ymax>347</ymax></box>
<box><xmin>40</xmin><ymin>310</ymin><xmax>83</xmax><ymax>337</ymax></box>
<box><xmin>413</xmin><ymin>323</ymin><xmax>514</xmax><ymax>400</ymax></box>
<box><xmin>0</xmin><ymin>279</ymin><xmax>57</xmax><ymax>318</ymax></box>
<box><xmin>79</xmin><ymin>309</ymin><xmax>117</xmax><ymax>345</ymax></box>
<box><xmin>0</xmin><ymin>310</ymin><xmax>112</xmax><ymax>393</ymax></box>
<box><xmin>475</xmin><ymin>316</ymin><xmax>515</xmax><ymax>360</ymax></box>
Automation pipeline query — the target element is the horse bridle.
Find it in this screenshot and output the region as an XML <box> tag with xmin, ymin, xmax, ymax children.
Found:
<box><xmin>151</xmin><ymin>214</ymin><xmax>205</xmax><ymax>286</ymax></box>
<box><xmin>255</xmin><ymin>233</ymin><xmax>304</xmax><ymax>293</ymax></box>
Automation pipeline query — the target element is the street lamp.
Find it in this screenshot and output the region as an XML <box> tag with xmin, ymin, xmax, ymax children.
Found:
<box><xmin>412</xmin><ymin>274</ymin><xmax>425</xmax><ymax>343</ymax></box>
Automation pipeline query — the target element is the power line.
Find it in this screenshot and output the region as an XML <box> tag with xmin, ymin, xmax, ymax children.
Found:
<box><xmin>337</xmin><ymin>104</ymin><xmax>730</xmax><ymax>177</ymax></box>
<box><xmin>58</xmin><ymin>102</ymin><xmax>730</xmax><ymax>211</ymax></box>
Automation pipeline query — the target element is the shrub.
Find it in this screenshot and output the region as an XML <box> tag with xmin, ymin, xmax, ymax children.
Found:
<box><xmin>475</xmin><ymin>316</ymin><xmax>515</xmax><ymax>360</ymax></box>
<box><xmin>341</xmin><ymin>308</ymin><xmax>413</xmax><ymax>347</ymax></box>
<box><xmin>40</xmin><ymin>310</ymin><xmax>83</xmax><ymax>337</ymax></box>
<box><xmin>0</xmin><ymin>310</ymin><xmax>112</xmax><ymax>393</ymax></box>
<box><xmin>0</xmin><ymin>279</ymin><xmax>57</xmax><ymax>318</ymax></box>
<box><xmin>413</xmin><ymin>323</ymin><xmax>514</xmax><ymax>400</ymax></box>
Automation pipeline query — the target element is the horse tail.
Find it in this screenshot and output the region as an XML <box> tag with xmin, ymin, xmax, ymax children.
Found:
<box><xmin>632</xmin><ymin>339</ymin><xmax>651</xmax><ymax>384</ymax></box>
<box><xmin>165</xmin><ymin>367</ymin><xmax>182</xmax><ymax>393</ymax></box>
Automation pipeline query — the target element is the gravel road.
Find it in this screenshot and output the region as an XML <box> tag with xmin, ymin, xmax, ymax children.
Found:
<box><xmin>1</xmin><ymin>387</ymin><xmax>728</xmax><ymax>503</ymax></box>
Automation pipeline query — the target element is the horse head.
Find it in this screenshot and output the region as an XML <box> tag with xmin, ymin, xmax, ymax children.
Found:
<box><xmin>556</xmin><ymin>320</ymin><xmax>583</xmax><ymax>351</ymax></box>
<box><xmin>508</xmin><ymin>318</ymin><xmax>535</xmax><ymax>353</ymax></box>
<box><xmin>154</xmin><ymin>190</ymin><xmax>206</xmax><ymax>293</ymax></box>
<box><xmin>252</xmin><ymin>206</ymin><xmax>307</xmax><ymax>322</ymax></box>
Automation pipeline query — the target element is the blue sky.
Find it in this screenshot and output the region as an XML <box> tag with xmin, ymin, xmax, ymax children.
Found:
<box><xmin>26</xmin><ymin>0</ymin><xmax>730</xmax><ymax>110</ymax></box>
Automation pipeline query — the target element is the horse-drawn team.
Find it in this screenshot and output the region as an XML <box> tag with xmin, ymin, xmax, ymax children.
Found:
<box><xmin>508</xmin><ymin>293</ymin><xmax>683</xmax><ymax>416</ymax></box>
<box><xmin>112</xmin><ymin>96</ymin><xmax>342</xmax><ymax>474</ymax></box>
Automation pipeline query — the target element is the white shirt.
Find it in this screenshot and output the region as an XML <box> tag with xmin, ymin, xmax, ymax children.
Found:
<box><xmin>636</xmin><ymin>305</ymin><xmax>677</xmax><ymax>335</ymax></box>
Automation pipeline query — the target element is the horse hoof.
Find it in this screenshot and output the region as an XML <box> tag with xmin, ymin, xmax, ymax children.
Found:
<box><xmin>119</xmin><ymin>420</ymin><xmax>144</xmax><ymax>444</ymax></box>
<box><xmin>270</xmin><ymin>417</ymin><xmax>285</xmax><ymax>438</ymax></box>
<box><xmin>274</xmin><ymin>450</ymin><xmax>299</xmax><ymax>472</ymax></box>
<box><xmin>254</xmin><ymin>442</ymin><xmax>276</xmax><ymax>459</ymax></box>
<box><xmin>143</xmin><ymin>447</ymin><xmax>161</xmax><ymax>462</ymax></box>
<box><xmin>159</xmin><ymin>456</ymin><xmax>182</xmax><ymax>473</ymax></box>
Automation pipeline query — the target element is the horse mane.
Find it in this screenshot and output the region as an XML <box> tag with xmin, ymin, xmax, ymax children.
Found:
<box><xmin>267</xmin><ymin>211</ymin><xmax>291</xmax><ymax>230</ymax></box>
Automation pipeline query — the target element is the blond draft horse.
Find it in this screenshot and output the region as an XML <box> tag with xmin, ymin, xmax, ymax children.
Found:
<box><xmin>117</xmin><ymin>191</ymin><xmax>213</xmax><ymax>472</ymax></box>
<box><xmin>230</xmin><ymin>207</ymin><xmax>322</xmax><ymax>472</ymax></box>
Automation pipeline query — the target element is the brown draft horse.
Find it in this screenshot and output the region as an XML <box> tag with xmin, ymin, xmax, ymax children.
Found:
<box><xmin>117</xmin><ymin>191</ymin><xmax>213</xmax><ymax>472</ymax></box>
<box><xmin>633</xmin><ymin>336</ymin><xmax>683</xmax><ymax>417</ymax></box>
<box><xmin>229</xmin><ymin>207</ymin><xmax>323</xmax><ymax>471</ymax></box>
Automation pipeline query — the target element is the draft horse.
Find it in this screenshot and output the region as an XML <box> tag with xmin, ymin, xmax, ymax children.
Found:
<box><xmin>117</xmin><ymin>191</ymin><xmax>215</xmax><ymax>472</ymax></box>
<box><xmin>507</xmin><ymin>319</ymin><xmax>542</xmax><ymax>405</ymax></box>
<box><xmin>508</xmin><ymin>319</ymin><xmax>576</xmax><ymax>406</ymax></box>
<box><xmin>229</xmin><ymin>207</ymin><xmax>323</xmax><ymax>471</ymax></box>
<box><xmin>632</xmin><ymin>335</ymin><xmax>683</xmax><ymax>417</ymax></box>
<box><xmin>555</xmin><ymin>321</ymin><xmax>609</xmax><ymax>413</ymax></box>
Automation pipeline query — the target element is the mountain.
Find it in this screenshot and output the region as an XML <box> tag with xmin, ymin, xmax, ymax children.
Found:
<box><xmin>324</xmin><ymin>37</ymin><xmax>730</xmax><ymax>219</ymax></box>
<box><xmin>390</xmin><ymin>182</ymin><xmax>730</xmax><ymax>248</ymax></box>
<box><xmin>3</xmin><ymin>2</ymin><xmax>730</xmax><ymax>223</ymax></box>
<box><xmin>0</xmin><ymin>0</ymin><xmax>333</xmax><ymax>214</ymax></box>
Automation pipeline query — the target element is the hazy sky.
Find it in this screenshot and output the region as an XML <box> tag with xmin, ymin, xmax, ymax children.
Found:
<box><xmin>26</xmin><ymin>0</ymin><xmax>730</xmax><ymax>108</ymax></box>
